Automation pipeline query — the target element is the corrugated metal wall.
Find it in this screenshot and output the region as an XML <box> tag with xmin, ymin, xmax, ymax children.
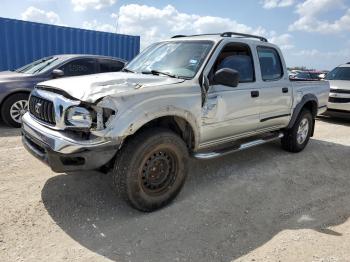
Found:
<box><xmin>0</xmin><ymin>17</ymin><xmax>140</xmax><ymax>71</ymax></box>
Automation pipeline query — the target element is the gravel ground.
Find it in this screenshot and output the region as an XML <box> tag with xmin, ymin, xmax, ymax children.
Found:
<box><xmin>0</xmin><ymin>117</ymin><xmax>349</xmax><ymax>262</ymax></box>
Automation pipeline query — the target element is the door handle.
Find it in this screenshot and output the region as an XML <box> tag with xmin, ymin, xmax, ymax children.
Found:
<box><xmin>282</xmin><ymin>87</ymin><xmax>289</xmax><ymax>93</ymax></box>
<box><xmin>251</xmin><ymin>90</ymin><xmax>259</xmax><ymax>98</ymax></box>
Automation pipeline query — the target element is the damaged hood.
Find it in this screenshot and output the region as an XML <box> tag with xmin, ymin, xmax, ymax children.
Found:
<box><xmin>38</xmin><ymin>72</ymin><xmax>185</xmax><ymax>102</ymax></box>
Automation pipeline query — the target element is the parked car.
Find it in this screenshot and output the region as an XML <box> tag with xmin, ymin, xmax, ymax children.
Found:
<box><xmin>0</xmin><ymin>55</ymin><xmax>126</xmax><ymax>127</ymax></box>
<box><xmin>324</xmin><ymin>63</ymin><xmax>350</xmax><ymax>116</ymax></box>
<box><xmin>21</xmin><ymin>32</ymin><xmax>330</xmax><ymax>212</ymax></box>
<box><xmin>318</xmin><ymin>71</ymin><xmax>329</xmax><ymax>80</ymax></box>
<box><xmin>288</xmin><ymin>70</ymin><xmax>301</xmax><ymax>77</ymax></box>
<box><xmin>290</xmin><ymin>71</ymin><xmax>324</xmax><ymax>81</ymax></box>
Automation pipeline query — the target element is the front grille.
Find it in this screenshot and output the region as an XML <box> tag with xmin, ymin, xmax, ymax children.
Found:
<box><xmin>330</xmin><ymin>89</ymin><xmax>350</xmax><ymax>94</ymax></box>
<box><xmin>29</xmin><ymin>96</ymin><xmax>56</xmax><ymax>125</ymax></box>
<box><xmin>329</xmin><ymin>97</ymin><xmax>350</xmax><ymax>103</ymax></box>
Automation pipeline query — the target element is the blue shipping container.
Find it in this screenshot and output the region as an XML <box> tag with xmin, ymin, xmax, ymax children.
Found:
<box><xmin>0</xmin><ymin>17</ymin><xmax>140</xmax><ymax>71</ymax></box>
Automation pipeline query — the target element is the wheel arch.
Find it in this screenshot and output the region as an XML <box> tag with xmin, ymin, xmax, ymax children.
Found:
<box><xmin>122</xmin><ymin>113</ymin><xmax>199</xmax><ymax>151</ymax></box>
<box><xmin>287</xmin><ymin>94</ymin><xmax>318</xmax><ymax>133</ymax></box>
<box><xmin>0</xmin><ymin>90</ymin><xmax>31</xmax><ymax>111</ymax></box>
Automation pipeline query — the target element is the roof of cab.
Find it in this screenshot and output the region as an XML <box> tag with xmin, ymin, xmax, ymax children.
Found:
<box><xmin>172</xmin><ymin>32</ymin><xmax>268</xmax><ymax>41</ymax></box>
<box><xmin>45</xmin><ymin>54</ymin><xmax>127</xmax><ymax>62</ymax></box>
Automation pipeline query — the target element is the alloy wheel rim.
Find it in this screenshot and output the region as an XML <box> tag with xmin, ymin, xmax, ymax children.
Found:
<box><xmin>10</xmin><ymin>100</ymin><xmax>28</xmax><ymax>123</ymax></box>
<box><xmin>297</xmin><ymin>118</ymin><xmax>309</xmax><ymax>145</ymax></box>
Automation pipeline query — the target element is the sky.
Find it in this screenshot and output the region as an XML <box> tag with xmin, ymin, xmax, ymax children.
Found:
<box><xmin>0</xmin><ymin>0</ymin><xmax>349</xmax><ymax>70</ymax></box>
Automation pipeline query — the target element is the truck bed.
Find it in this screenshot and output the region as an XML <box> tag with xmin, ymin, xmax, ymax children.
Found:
<box><xmin>291</xmin><ymin>80</ymin><xmax>330</xmax><ymax>114</ymax></box>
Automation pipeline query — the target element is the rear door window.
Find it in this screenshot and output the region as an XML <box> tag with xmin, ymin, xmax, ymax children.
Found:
<box><xmin>257</xmin><ymin>47</ymin><xmax>283</xmax><ymax>81</ymax></box>
<box><xmin>60</xmin><ymin>58</ymin><xmax>97</xmax><ymax>77</ymax></box>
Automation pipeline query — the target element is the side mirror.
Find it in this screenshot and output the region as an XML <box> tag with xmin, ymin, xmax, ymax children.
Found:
<box><xmin>52</xmin><ymin>69</ymin><xmax>64</xmax><ymax>78</ymax></box>
<box><xmin>213</xmin><ymin>68</ymin><xmax>239</xmax><ymax>87</ymax></box>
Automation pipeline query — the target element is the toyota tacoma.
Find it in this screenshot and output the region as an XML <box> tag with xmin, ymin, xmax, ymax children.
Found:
<box><xmin>21</xmin><ymin>32</ymin><xmax>330</xmax><ymax>211</ymax></box>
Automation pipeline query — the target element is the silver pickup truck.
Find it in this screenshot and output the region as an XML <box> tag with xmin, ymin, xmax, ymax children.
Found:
<box><xmin>21</xmin><ymin>32</ymin><xmax>330</xmax><ymax>211</ymax></box>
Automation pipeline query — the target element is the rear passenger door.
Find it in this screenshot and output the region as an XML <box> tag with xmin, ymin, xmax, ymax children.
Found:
<box><xmin>98</xmin><ymin>59</ymin><xmax>125</xmax><ymax>73</ymax></box>
<box><xmin>256</xmin><ymin>46</ymin><xmax>292</xmax><ymax>130</ymax></box>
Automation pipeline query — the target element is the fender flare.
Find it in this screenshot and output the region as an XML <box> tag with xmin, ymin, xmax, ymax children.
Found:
<box><xmin>126</xmin><ymin>109</ymin><xmax>200</xmax><ymax>147</ymax></box>
<box><xmin>287</xmin><ymin>93</ymin><xmax>318</xmax><ymax>130</ymax></box>
<box><xmin>99</xmin><ymin>105</ymin><xmax>201</xmax><ymax>150</ymax></box>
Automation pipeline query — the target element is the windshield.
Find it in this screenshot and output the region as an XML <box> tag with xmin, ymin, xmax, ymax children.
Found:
<box><xmin>15</xmin><ymin>56</ymin><xmax>63</xmax><ymax>75</ymax></box>
<box><xmin>326</xmin><ymin>67</ymin><xmax>350</xmax><ymax>81</ymax></box>
<box><xmin>125</xmin><ymin>41</ymin><xmax>214</xmax><ymax>79</ymax></box>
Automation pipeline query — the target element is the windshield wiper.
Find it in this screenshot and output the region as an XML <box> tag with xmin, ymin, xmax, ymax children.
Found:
<box><xmin>32</xmin><ymin>58</ymin><xmax>59</xmax><ymax>74</ymax></box>
<box><xmin>142</xmin><ymin>70</ymin><xmax>178</xmax><ymax>78</ymax></box>
<box><xmin>21</xmin><ymin>58</ymin><xmax>50</xmax><ymax>72</ymax></box>
<box><xmin>122</xmin><ymin>68</ymin><xmax>135</xmax><ymax>73</ymax></box>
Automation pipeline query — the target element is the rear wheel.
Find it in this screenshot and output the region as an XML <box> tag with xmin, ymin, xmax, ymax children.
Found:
<box><xmin>281</xmin><ymin>109</ymin><xmax>313</xmax><ymax>153</ymax></box>
<box><xmin>112</xmin><ymin>128</ymin><xmax>189</xmax><ymax>212</ymax></box>
<box><xmin>1</xmin><ymin>93</ymin><xmax>29</xmax><ymax>128</ymax></box>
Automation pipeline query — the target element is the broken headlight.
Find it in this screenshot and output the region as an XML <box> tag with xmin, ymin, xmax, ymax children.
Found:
<box><xmin>65</xmin><ymin>103</ymin><xmax>116</xmax><ymax>131</ymax></box>
<box><xmin>66</xmin><ymin>106</ymin><xmax>92</xmax><ymax>128</ymax></box>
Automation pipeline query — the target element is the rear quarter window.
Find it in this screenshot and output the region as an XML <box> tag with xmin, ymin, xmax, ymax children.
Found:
<box><xmin>99</xmin><ymin>59</ymin><xmax>125</xmax><ymax>73</ymax></box>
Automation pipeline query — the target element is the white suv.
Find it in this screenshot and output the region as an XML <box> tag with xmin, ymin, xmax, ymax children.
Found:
<box><xmin>326</xmin><ymin>63</ymin><xmax>350</xmax><ymax>114</ymax></box>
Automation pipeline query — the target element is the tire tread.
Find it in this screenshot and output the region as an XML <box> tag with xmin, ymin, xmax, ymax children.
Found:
<box><xmin>281</xmin><ymin>109</ymin><xmax>313</xmax><ymax>153</ymax></box>
<box><xmin>112</xmin><ymin>127</ymin><xmax>188</xmax><ymax>212</ymax></box>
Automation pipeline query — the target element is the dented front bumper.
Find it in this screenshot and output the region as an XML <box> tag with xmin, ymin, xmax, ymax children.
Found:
<box><xmin>21</xmin><ymin>113</ymin><xmax>121</xmax><ymax>172</ymax></box>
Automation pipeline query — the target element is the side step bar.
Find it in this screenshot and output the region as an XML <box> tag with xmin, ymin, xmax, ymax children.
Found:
<box><xmin>193</xmin><ymin>132</ymin><xmax>284</xmax><ymax>160</ymax></box>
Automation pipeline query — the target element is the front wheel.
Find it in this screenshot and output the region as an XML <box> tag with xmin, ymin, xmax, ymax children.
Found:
<box><xmin>112</xmin><ymin>128</ymin><xmax>189</xmax><ymax>212</ymax></box>
<box><xmin>1</xmin><ymin>93</ymin><xmax>29</xmax><ymax>128</ymax></box>
<box><xmin>281</xmin><ymin>109</ymin><xmax>313</xmax><ymax>153</ymax></box>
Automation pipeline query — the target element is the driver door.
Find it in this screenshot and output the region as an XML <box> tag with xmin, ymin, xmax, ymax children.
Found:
<box><xmin>200</xmin><ymin>42</ymin><xmax>261</xmax><ymax>148</ymax></box>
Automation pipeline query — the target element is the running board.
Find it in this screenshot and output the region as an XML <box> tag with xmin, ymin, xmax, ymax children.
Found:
<box><xmin>193</xmin><ymin>132</ymin><xmax>284</xmax><ymax>160</ymax></box>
